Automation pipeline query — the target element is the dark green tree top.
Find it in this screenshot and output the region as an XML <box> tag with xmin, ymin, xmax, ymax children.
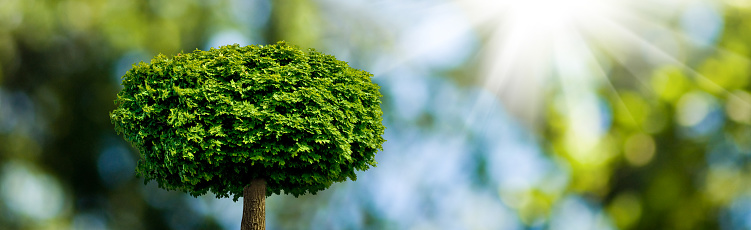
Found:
<box><xmin>110</xmin><ymin>41</ymin><xmax>385</xmax><ymax>200</ymax></box>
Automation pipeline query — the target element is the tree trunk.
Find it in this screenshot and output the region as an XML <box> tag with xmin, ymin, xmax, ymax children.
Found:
<box><xmin>241</xmin><ymin>178</ymin><xmax>266</xmax><ymax>230</ymax></box>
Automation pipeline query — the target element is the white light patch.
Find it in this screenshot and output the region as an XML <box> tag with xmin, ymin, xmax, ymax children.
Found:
<box><xmin>566</xmin><ymin>93</ymin><xmax>607</xmax><ymax>153</ymax></box>
<box><xmin>681</xmin><ymin>1</ymin><xmax>724</xmax><ymax>47</ymax></box>
<box><xmin>549</xmin><ymin>196</ymin><xmax>616</xmax><ymax>230</ymax></box>
<box><xmin>500</xmin><ymin>0</ymin><xmax>613</xmax><ymax>34</ymax></box>
<box><xmin>676</xmin><ymin>91</ymin><xmax>714</xmax><ymax>127</ymax></box>
<box><xmin>398</xmin><ymin>4</ymin><xmax>476</xmax><ymax>70</ymax></box>
<box><xmin>387</xmin><ymin>71</ymin><xmax>429</xmax><ymax>121</ymax></box>
<box><xmin>490</xmin><ymin>143</ymin><xmax>548</xmax><ymax>192</ymax></box>
<box><xmin>0</xmin><ymin>161</ymin><xmax>66</xmax><ymax>221</ymax></box>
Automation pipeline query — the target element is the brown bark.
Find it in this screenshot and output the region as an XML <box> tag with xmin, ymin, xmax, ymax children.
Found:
<box><xmin>241</xmin><ymin>178</ymin><xmax>266</xmax><ymax>230</ymax></box>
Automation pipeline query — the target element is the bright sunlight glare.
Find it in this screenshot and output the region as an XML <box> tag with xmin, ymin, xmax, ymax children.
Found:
<box><xmin>452</xmin><ymin>0</ymin><xmax>751</xmax><ymax>168</ymax></box>
<box><xmin>455</xmin><ymin>0</ymin><xmax>741</xmax><ymax>131</ymax></box>
<box><xmin>501</xmin><ymin>0</ymin><xmax>614</xmax><ymax>33</ymax></box>
<box><xmin>454</xmin><ymin>0</ymin><xmax>624</xmax><ymax>129</ymax></box>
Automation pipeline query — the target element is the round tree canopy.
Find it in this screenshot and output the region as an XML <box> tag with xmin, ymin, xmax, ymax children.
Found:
<box><xmin>110</xmin><ymin>42</ymin><xmax>385</xmax><ymax>200</ymax></box>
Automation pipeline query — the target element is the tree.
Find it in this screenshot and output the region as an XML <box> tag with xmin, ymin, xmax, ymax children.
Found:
<box><xmin>110</xmin><ymin>41</ymin><xmax>386</xmax><ymax>229</ymax></box>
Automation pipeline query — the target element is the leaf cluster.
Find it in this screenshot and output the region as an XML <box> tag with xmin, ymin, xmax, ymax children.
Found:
<box><xmin>110</xmin><ymin>42</ymin><xmax>385</xmax><ymax>200</ymax></box>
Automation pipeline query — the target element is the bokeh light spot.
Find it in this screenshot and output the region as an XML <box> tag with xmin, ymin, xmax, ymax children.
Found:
<box><xmin>0</xmin><ymin>161</ymin><xmax>66</xmax><ymax>221</ymax></box>
<box><xmin>726</xmin><ymin>90</ymin><xmax>751</xmax><ymax>124</ymax></box>
<box><xmin>606</xmin><ymin>192</ymin><xmax>642</xmax><ymax>229</ymax></box>
<box><xmin>676</xmin><ymin>91</ymin><xmax>714</xmax><ymax>127</ymax></box>
<box><xmin>623</xmin><ymin>133</ymin><xmax>656</xmax><ymax>167</ymax></box>
<box><xmin>651</xmin><ymin>66</ymin><xmax>689</xmax><ymax>102</ymax></box>
<box><xmin>549</xmin><ymin>196</ymin><xmax>615</xmax><ymax>230</ymax></box>
<box><xmin>681</xmin><ymin>1</ymin><xmax>724</xmax><ymax>47</ymax></box>
<box><xmin>704</xmin><ymin>167</ymin><xmax>743</xmax><ymax>205</ymax></box>
<box><xmin>676</xmin><ymin>91</ymin><xmax>724</xmax><ymax>136</ymax></box>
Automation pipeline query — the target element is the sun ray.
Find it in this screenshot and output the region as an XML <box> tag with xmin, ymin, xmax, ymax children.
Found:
<box><xmin>586</xmin><ymin>53</ymin><xmax>646</xmax><ymax>134</ymax></box>
<box><xmin>604</xmin><ymin>3</ymin><xmax>751</xmax><ymax>97</ymax></box>
<box><xmin>457</xmin><ymin>0</ymin><xmax>630</xmax><ymax>128</ymax></box>
<box><xmin>461</xmin><ymin>13</ymin><xmax>549</xmax><ymax>129</ymax></box>
<box><xmin>565</xmin><ymin>25</ymin><xmax>647</xmax><ymax>134</ymax></box>
<box><xmin>603</xmin><ymin>1</ymin><xmax>751</xmax><ymax>64</ymax></box>
<box><xmin>582</xmin><ymin>14</ymin><xmax>751</xmax><ymax>108</ymax></box>
<box><xmin>454</xmin><ymin>0</ymin><xmax>751</xmax><ymax>132</ymax></box>
<box><xmin>576</xmin><ymin>24</ymin><xmax>660</xmax><ymax>93</ymax></box>
<box><xmin>550</xmin><ymin>26</ymin><xmax>621</xmax><ymax>159</ymax></box>
<box><xmin>461</xmin><ymin>25</ymin><xmax>526</xmax><ymax>132</ymax></box>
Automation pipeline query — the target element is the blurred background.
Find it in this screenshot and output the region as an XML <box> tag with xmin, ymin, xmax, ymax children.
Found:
<box><xmin>1</xmin><ymin>0</ymin><xmax>751</xmax><ymax>229</ymax></box>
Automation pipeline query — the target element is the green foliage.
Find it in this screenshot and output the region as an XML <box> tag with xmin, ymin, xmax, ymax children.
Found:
<box><xmin>110</xmin><ymin>41</ymin><xmax>385</xmax><ymax>200</ymax></box>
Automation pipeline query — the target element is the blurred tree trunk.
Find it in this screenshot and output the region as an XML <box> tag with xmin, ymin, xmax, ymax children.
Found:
<box><xmin>241</xmin><ymin>178</ymin><xmax>266</xmax><ymax>230</ymax></box>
